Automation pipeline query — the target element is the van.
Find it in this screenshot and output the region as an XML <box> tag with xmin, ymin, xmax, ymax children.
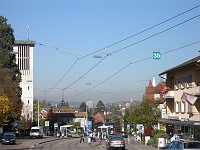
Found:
<box><xmin>30</xmin><ymin>126</ymin><xmax>43</xmax><ymax>139</ymax></box>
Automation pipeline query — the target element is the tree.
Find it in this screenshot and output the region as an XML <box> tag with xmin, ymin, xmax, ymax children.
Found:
<box><xmin>0</xmin><ymin>16</ymin><xmax>16</xmax><ymax>68</ymax></box>
<box><xmin>79</xmin><ymin>101</ymin><xmax>86</xmax><ymax>112</ymax></box>
<box><xmin>59</xmin><ymin>99</ymin><xmax>69</xmax><ymax>107</ymax></box>
<box><xmin>126</xmin><ymin>98</ymin><xmax>161</xmax><ymax>134</ymax></box>
<box><xmin>94</xmin><ymin>100</ymin><xmax>106</xmax><ymax>115</ymax></box>
<box><xmin>0</xmin><ymin>93</ymin><xmax>13</xmax><ymax>125</ymax></box>
<box><xmin>0</xmin><ymin>16</ymin><xmax>22</xmax><ymax>129</ymax></box>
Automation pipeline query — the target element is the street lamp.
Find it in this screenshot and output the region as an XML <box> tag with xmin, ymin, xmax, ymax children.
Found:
<box><xmin>38</xmin><ymin>97</ymin><xmax>40</xmax><ymax>127</ymax></box>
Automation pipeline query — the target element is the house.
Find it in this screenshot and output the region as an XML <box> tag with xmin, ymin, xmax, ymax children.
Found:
<box><xmin>145</xmin><ymin>77</ymin><xmax>165</xmax><ymax>102</ymax></box>
<box><xmin>53</xmin><ymin>112</ymin><xmax>86</xmax><ymax>127</ymax></box>
<box><xmin>159</xmin><ymin>56</ymin><xmax>200</xmax><ymax>140</ymax></box>
<box><xmin>41</xmin><ymin>106</ymin><xmax>87</xmax><ymax>131</ymax></box>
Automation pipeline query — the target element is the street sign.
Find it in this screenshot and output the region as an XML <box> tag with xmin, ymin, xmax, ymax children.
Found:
<box><xmin>54</xmin><ymin>123</ymin><xmax>58</xmax><ymax>128</ymax></box>
<box><xmin>87</xmin><ymin>120</ymin><xmax>92</xmax><ymax>132</ymax></box>
<box><xmin>45</xmin><ymin>121</ymin><xmax>49</xmax><ymax>127</ymax></box>
<box><xmin>127</xmin><ymin>124</ymin><xmax>130</xmax><ymax>130</ymax></box>
<box><xmin>153</xmin><ymin>52</ymin><xmax>161</xmax><ymax>59</ymax></box>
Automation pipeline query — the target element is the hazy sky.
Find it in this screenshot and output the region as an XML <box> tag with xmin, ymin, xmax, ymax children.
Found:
<box><xmin>1</xmin><ymin>1</ymin><xmax>200</xmax><ymax>104</ymax></box>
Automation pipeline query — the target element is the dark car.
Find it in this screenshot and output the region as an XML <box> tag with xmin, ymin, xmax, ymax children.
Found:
<box><xmin>1</xmin><ymin>132</ymin><xmax>16</xmax><ymax>145</ymax></box>
<box><xmin>165</xmin><ymin>140</ymin><xmax>200</xmax><ymax>150</ymax></box>
<box><xmin>106</xmin><ymin>135</ymin><xmax>125</xmax><ymax>150</ymax></box>
<box><xmin>121</xmin><ymin>132</ymin><xmax>128</xmax><ymax>138</ymax></box>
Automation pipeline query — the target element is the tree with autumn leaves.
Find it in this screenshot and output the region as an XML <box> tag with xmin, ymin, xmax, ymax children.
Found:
<box><xmin>124</xmin><ymin>98</ymin><xmax>161</xmax><ymax>137</ymax></box>
<box><xmin>0</xmin><ymin>16</ymin><xmax>22</xmax><ymax>130</ymax></box>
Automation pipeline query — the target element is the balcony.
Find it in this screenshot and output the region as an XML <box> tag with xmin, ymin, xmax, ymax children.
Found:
<box><xmin>164</xmin><ymin>91</ymin><xmax>174</xmax><ymax>98</ymax></box>
<box><xmin>186</xmin><ymin>86</ymin><xmax>200</xmax><ymax>96</ymax></box>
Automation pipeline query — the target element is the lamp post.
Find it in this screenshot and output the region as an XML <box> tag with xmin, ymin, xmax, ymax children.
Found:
<box><xmin>38</xmin><ymin>97</ymin><xmax>39</xmax><ymax>127</ymax></box>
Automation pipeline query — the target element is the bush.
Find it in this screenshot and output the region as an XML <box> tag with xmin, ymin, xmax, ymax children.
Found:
<box><xmin>148</xmin><ymin>130</ymin><xmax>167</xmax><ymax>148</ymax></box>
<box><xmin>20</xmin><ymin>132</ymin><xmax>30</xmax><ymax>137</ymax></box>
<box><xmin>148</xmin><ymin>138</ymin><xmax>154</xmax><ymax>145</ymax></box>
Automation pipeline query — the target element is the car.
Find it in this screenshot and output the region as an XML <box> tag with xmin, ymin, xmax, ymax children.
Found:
<box><xmin>1</xmin><ymin>132</ymin><xmax>16</xmax><ymax>145</ymax></box>
<box><xmin>106</xmin><ymin>135</ymin><xmax>125</xmax><ymax>150</ymax></box>
<box><xmin>165</xmin><ymin>140</ymin><xmax>200</xmax><ymax>150</ymax></box>
<box><xmin>121</xmin><ymin>132</ymin><xmax>128</xmax><ymax>138</ymax></box>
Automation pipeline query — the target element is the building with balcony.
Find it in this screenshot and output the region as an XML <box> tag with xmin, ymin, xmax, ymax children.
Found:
<box><xmin>159</xmin><ymin>56</ymin><xmax>200</xmax><ymax>139</ymax></box>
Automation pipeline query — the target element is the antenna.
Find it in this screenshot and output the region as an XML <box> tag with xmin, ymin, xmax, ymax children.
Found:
<box><xmin>28</xmin><ymin>25</ymin><xmax>30</xmax><ymax>40</ymax></box>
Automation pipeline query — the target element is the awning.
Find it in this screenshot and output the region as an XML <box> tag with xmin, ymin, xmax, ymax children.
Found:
<box><xmin>181</xmin><ymin>92</ymin><xmax>198</xmax><ymax>105</ymax></box>
<box><xmin>159</xmin><ymin>118</ymin><xmax>195</xmax><ymax>126</ymax></box>
<box><xmin>161</xmin><ymin>87</ymin><xmax>171</xmax><ymax>94</ymax></box>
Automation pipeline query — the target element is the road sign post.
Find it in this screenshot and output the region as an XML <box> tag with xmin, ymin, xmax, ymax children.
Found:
<box><xmin>127</xmin><ymin>124</ymin><xmax>130</xmax><ymax>144</ymax></box>
<box><xmin>87</xmin><ymin>120</ymin><xmax>92</xmax><ymax>145</ymax></box>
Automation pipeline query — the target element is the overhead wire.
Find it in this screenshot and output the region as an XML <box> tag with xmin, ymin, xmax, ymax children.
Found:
<box><xmin>75</xmin><ymin>40</ymin><xmax>200</xmax><ymax>97</ymax></box>
<box><xmin>61</xmin><ymin>14</ymin><xmax>200</xmax><ymax>95</ymax></box>
<box><xmin>111</xmin><ymin>14</ymin><xmax>200</xmax><ymax>54</ymax></box>
<box><xmin>13</xmin><ymin>5</ymin><xmax>200</xmax><ymax>96</ymax></box>
<box><xmin>46</xmin><ymin>5</ymin><xmax>200</xmax><ymax>95</ymax></box>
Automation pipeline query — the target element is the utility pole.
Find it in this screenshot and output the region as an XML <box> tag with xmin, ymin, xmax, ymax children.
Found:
<box><xmin>38</xmin><ymin>97</ymin><xmax>39</xmax><ymax>127</ymax></box>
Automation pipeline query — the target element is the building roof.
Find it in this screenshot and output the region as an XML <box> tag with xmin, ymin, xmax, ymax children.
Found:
<box><xmin>147</xmin><ymin>80</ymin><xmax>153</xmax><ymax>87</ymax></box>
<box><xmin>53</xmin><ymin>112</ymin><xmax>86</xmax><ymax>118</ymax></box>
<box><xmin>14</xmin><ymin>40</ymin><xmax>35</xmax><ymax>46</ymax></box>
<box><xmin>159</xmin><ymin>55</ymin><xmax>200</xmax><ymax>75</ymax></box>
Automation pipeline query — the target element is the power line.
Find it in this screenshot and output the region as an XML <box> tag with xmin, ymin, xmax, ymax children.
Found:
<box><xmin>61</xmin><ymin>14</ymin><xmax>200</xmax><ymax>94</ymax></box>
<box><xmin>75</xmin><ymin>40</ymin><xmax>200</xmax><ymax>97</ymax></box>
<box><xmin>111</xmin><ymin>14</ymin><xmax>200</xmax><ymax>54</ymax></box>
<box><xmin>63</xmin><ymin>55</ymin><xmax>108</xmax><ymax>91</ymax></box>
<box><xmin>14</xmin><ymin>5</ymin><xmax>200</xmax><ymax>96</ymax></box>
<box><xmin>45</xmin><ymin>5</ymin><xmax>200</xmax><ymax>94</ymax></box>
<box><xmin>77</xmin><ymin>4</ymin><xmax>200</xmax><ymax>59</ymax></box>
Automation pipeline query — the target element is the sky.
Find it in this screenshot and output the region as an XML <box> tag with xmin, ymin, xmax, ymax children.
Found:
<box><xmin>1</xmin><ymin>0</ymin><xmax>200</xmax><ymax>105</ymax></box>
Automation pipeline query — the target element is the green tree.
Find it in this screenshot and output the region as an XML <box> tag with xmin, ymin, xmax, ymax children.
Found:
<box><xmin>126</xmin><ymin>98</ymin><xmax>161</xmax><ymax>131</ymax></box>
<box><xmin>79</xmin><ymin>101</ymin><xmax>86</xmax><ymax>112</ymax></box>
<box><xmin>0</xmin><ymin>16</ymin><xmax>22</xmax><ymax>130</ymax></box>
<box><xmin>0</xmin><ymin>16</ymin><xmax>16</xmax><ymax>68</ymax></box>
<box><xmin>94</xmin><ymin>100</ymin><xmax>106</xmax><ymax>115</ymax></box>
<box><xmin>113</xmin><ymin>115</ymin><xmax>121</xmax><ymax>132</ymax></box>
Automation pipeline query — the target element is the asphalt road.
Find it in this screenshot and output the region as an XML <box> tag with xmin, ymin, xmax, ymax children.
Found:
<box><xmin>0</xmin><ymin>136</ymin><xmax>158</xmax><ymax>150</ymax></box>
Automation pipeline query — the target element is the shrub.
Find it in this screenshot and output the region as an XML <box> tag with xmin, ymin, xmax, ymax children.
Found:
<box><xmin>148</xmin><ymin>130</ymin><xmax>167</xmax><ymax>148</ymax></box>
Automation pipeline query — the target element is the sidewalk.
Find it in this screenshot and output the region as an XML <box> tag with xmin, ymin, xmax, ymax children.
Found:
<box><xmin>130</xmin><ymin>140</ymin><xmax>158</xmax><ymax>150</ymax></box>
<box><xmin>77</xmin><ymin>137</ymin><xmax>101</xmax><ymax>148</ymax></box>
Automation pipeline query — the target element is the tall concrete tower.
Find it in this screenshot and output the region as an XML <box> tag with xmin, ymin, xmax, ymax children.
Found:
<box><xmin>13</xmin><ymin>40</ymin><xmax>35</xmax><ymax>120</ymax></box>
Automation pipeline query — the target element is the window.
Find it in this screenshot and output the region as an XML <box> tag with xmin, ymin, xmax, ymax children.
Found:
<box><xmin>187</xmin><ymin>75</ymin><xmax>193</xmax><ymax>87</ymax></box>
<box><xmin>28</xmin><ymin>100</ymin><xmax>29</xmax><ymax>104</ymax></box>
<box><xmin>28</xmin><ymin>86</ymin><xmax>29</xmax><ymax>90</ymax></box>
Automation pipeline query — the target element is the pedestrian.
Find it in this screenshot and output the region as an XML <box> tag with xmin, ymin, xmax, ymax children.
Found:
<box><xmin>93</xmin><ymin>132</ymin><xmax>96</xmax><ymax>142</ymax></box>
<box><xmin>80</xmin><ymin>132</ymin><xmax>84</xmax><ymax>143</ymax></box>
<box><xmin>90</xmin><ymin>132</ymin><xmax>93</xmax><ymax>142</ymax></box>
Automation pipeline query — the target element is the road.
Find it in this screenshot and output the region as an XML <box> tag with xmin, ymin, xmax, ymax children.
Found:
<box><xmin>0</xmin><ymin>136</ymin><xmax>158</xmax><ymax>150</ymax></box>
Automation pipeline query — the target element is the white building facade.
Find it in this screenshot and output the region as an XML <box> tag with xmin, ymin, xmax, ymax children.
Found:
<box><xmin>13</xmin><ymin>40</ymin><xmax>35</xmax><ymax>120</ymax></box>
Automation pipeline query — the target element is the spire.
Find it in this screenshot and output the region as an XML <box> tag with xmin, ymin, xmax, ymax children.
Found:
<box><xmin>152</xmin><ymin>76</ymin><xmax>156</xmax><ymax>87</ymax></box>
<box><xmin>148</xmin><ymin>79</ymin><xmax>153</xmax><ymax>87</ymax></box>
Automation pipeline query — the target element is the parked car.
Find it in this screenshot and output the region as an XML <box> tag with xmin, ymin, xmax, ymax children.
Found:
<box><xmin>165</xmin><ymin>140</ymin><xmax>200</xmax><ymax>150</ymax></box>
<box><xmin>1</xmin><ymin>132</ymin><xmax>16</xmax><ymax>145</ymax></box>
<box><xmin>106</xmin><ymin>135</ymin><xmax>125</xmax><ymax>150</ymax></box>
<box><xmin>121</xmin><ymin>132</ymin><xmax>128</xmax><ymax>138</ymax></box>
